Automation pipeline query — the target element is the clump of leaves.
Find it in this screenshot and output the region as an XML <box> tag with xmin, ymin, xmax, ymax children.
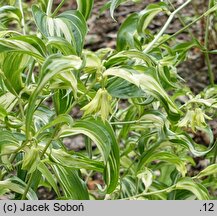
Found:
<box><xmin>0</xmin><ymin>0</ymin><xmax>217</xmax><ymax>200</ymax></box>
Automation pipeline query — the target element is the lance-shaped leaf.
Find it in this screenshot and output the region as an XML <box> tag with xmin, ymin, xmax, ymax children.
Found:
<box><xmin>46</xmin><ymin>36</ymin><xmax>76</xmax><ymax>55</ymax></box>
<box><xmin>0</xmin><ymin>35</ymin><xmax>46</xmax><ymax>62</ymax></box>
<box><xmin>53</xmin><ymin>90</ymin><xmax>74</xmax><ymax>115</ymax></box>
<box><xmin>76</xmin><ymin>0</ymin><xmax>94</xmax><ymax>20</ymax></box>
<box><xmin>58</xmin><ymin>117</ymin><xmax>120</xmax><ymax>194</ymax></box>
<box><xmin>0</xmin><ymin>6</ymin><xmax>22</xmax><ymax>25</ymax></box>
<box><xmin>106</xmin><ymin>77</ymin><xmax>145</xmax><ymax>99</ymax></box>
<box><xmin>137</xmin><ymin>151</ymin><xmax>187</xmax><ymax>177</ymax></box>
<box><xmin>137</xmin><ymin>3</ymin><xmax>167</xmax><ymax>36</ymax></box>
<box><xmin>52</xmin><ymin>165</ymin><xmax>89</xmax><ymax>200</ymax></box>
<box><xmin>35</xmin><ymin>114</ymin><xmax>73</xmax><ymax>137</ymax></box>
<box><xmin>0</xmin><ymin>130</ymin><xmax>20</xmax><ymax>148</ymax></box>
<box><xmin>175</xmin><ymin>178</ymin><xmax>210</xmax><ymax>200</ymax></box>
<box><xmin>0</xmin><ymin>92</ymin><xmax>17</xmax><ymax>118</ymax></box>
<box><xmin>170</xmin><ymin>133</ymin><xmax>215</xmax><ymax>157</ymax></box>
<box><xmin>104</xmin><ymin>50</ymin><xmax>156</xmax><ymax>68</ymax></box>
<box><xmin>104</xmin><ymin>67</ymin><xmax>180</xmax><ymax>121</ymax></box>
<box><xmin>32</xmin><ymin>5</ymin><xmax>87</xmax><ymax>55</ymax></box>
<box><xmin>117</xmin><ymin>13</ymin><xmax>140</xmax><ymax>51</ymax></box>
<box><xmin>26</xmin><ymin>54</ymin><xmax>82</xmax><ymax>139</ymax></box>
<box><xmin>1</xmin><ymin>52</ymin><xmax>31</xmax><ymax>93</ymax></box>
<box><xmin>110</xmin><ymin>0</ymin><xmax>123</xmax><ymax>20</ymax></box>
<box><xmin>49</xmin><ymin>149</ymin><xmax>104</xmax><ymax>172</ymax></box>
<box><xmin>0</xmin><ymin>177</ymin><xmax>37</xmax><ymax>200</ymax></box>
<box><xmin>116</xmin><ymin>3</ymin><xmax>168</xmax><ymax>50</ymax></box>
<box><xmin>195</xmin><ymin>164</ymin><xmax>217</xmax><ymax>179</ymax></box>
<box><xmin>37</xmin><ymin>162</ymin><xmax>61</xmax><ymax>197</ymax></box>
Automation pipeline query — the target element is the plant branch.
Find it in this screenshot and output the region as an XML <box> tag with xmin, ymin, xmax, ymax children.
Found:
<box><xmin>167</xmin><ymin>0</ymin><xmax>195</xmax><ymax>39</ymax></box>
<box><xmin>21</xmin><ymin>172</ymin><xmax>34</xmax><ymax>200</ymax></box>
<box><xmin>110</xmin><ymin>120</ymin><xmax>148</xmax><ymax>125</ymax></box>
<box><xmin>204</xmin><ymin>0</ymin><xmax>214</xmax><ymax>86</ymax></box>
<box><xmin>46</xmin><ymin>0</ymin><xmax>54</xmax><ymax>16</ymax></box>
<box><xmin>66</xmin><ymin>80</ymin><xmax>97</xmax><ymax>114</ymax></box>
<box><xmin>212</xmin><ymin>139</ymin><xmax>217</xmax><ymax>164</ymax></box>
<box><xmin>40</xmin><ymin>128</ymin><xmax>59</xmax><ymax>159</ymax></box>
<box><xmin>157</xmin><ymin>4</ymin><xmax>217</xmax><ymax>48</ymax></box>
<box><xmin>26</xmin><ymin>60</ymin><xmax>36</xmax><ymax>86</ymax></box>
<box><xmin>0</xmin><ymin>73</ymin><xmax>25</xmax><ymax>120</ymax></box>
<box><xmin>52</xmin><ymin>0</ymin><xmax>66</xmax><ymax>17</ymax></box>
<box><xmin>143</xmin><ymin>0</ymin><xmax>192</xmax><ymax>54</ymax></box>
<box><xmin>21</xmin><ymin>128</ymin><xmax>59</xmax><ymax>199</ymax></box>
<box><xmin>18</xmin><ymin>0</ymin><xmax>26</xmax><ymax>35</ymax></box>
<box><xmin>119</xmin><ymin>185</ymin><xmax>175</xmax><ymax>200</ymax></box>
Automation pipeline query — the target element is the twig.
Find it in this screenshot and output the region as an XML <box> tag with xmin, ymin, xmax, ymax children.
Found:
<box><xmin>157</xmin><ymin>4</ymin><xmax>217</xmax><ymax>48</ymax></box>
<box><xmin>18</xmin><ymin>0</ymin><xmax>26</xmax><ymax>35</ymax></box>
<box><xmin>143</xmin><ymin>0</ymin><xmax>192</xmax><ymax>54</ymax></box>
<box><xmin>52</xmin><ymin>0</ymin><xmax>66</xmax><ymax>17</ymax></box>
<box><xmin>204</xmin><ymin>0</ymin><xmax>214</xmax><ymax>86</ymax></box>
<box><xmin>46</xmin><ymin>0</ymin><xmax>53</xmax><ymax>16</ymax></box>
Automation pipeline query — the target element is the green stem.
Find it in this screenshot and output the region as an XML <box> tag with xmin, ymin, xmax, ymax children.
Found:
<box><xmin>0</xmin><ymin>140</ymin><xmax>29</xmax><ymax>181</ymax></box>
<box><xmin>21</xmin><ymin>172</ymin><xmax>34</xmax><ymax>199</ymax></box>
<box><xmin>167</xmin><ymin>0</ymin><xmax>195</xmax><ymax>39</ymax></box>
<box><xmin>167</xmin><ymin>0</ymin><xmax>214</xmax><ymax>86</ymax></box>
<box><xmin>18</xmin><ymin>0</ymin><xmax>26</xmax><ymax>35</ymax></box>
<box><xmin>110</xmin><ymin>120</ymin><xmax>147</xmax><ymax>125</ymax></box>
<box><xmin>26</xmin><ymin>60</ymin><xmax>36</xmax><ymax>86</ymax></box>
<box><xmin>21</xmin><ymin>128</ymin><xmax>58</xmax><ymax>199</ymax></box>
<box><xmin>120</xmin><ymin>185</ymin><xmax>175</xmax><ymax>200</ymax></box>
<box><xmin>66</xmin><ymin>80</ymin><xmax>97</xmax><ymax>114</ymax></box>
<box><xmin>212</xmin><ymin>139</ymin><xmax>217</xmax><ymax>164</ymax></box>
<box><xmin>0</xmin><ymin>74</ymin><xmax>25</xmax><ymax>120</ymax></box>
<box><xmin>52</xmin><ymin>0</ymin><xmax>66</xmax><ymax>17</ymax></box>
<box><xmin>46</xmin><ymin>0</ymin><xmax>54</xmax><ymax>16</ymax></box>
<box><xmin>204</xmin><ymin>0</ymin><xmax>214</xmax><ymax>86</ymax></box>
<box><xmin>40</xmin><ymin>128</ymin><xmax>58</xmax><ymax>159</ymax></box>
<box><xmin>157</xmin><ymin>4</ymin><xmax>217</xmax><ymax>48</ymax></box>
<box><xmin>143</xmin><ymin>0</ymin><xmax>192</xmax><ymax>54</ymax></box>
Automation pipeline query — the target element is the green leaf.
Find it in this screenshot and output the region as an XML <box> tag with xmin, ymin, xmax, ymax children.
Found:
<box><xmin>22</xmin><ymin>147</ymin><xmax>40</xmax><ymax>173</ymax></box>
<box><xmin>170</xmin><ymin>133</ymin><xmax>215</xmax><ymax>157</ymax></box>
<box><xmin>0</xmin><ymin>177</ymin><xmax>37</xmax><ymax>200</ymax></box>
<box><xmin>0</xmin><ymin>92</ymin><xmax>17</xmax><ymax>117</ymax></box>
<box><xmin>110</xmin><ymin>0</ymin><xmax>123</xmax><ymax>20</ymax></box>
<box><xmin>105</xmin><ymin>50</ymin><xmax>155</xmax><ymax>67</ymax></box>
<box><xmin>37</xmin><ymin>162</ymin><xmax>61</xmax><ymax>197</ymax></box>
<box><xmin>46</xmin><ymin>36</ymin><xmax>76</xmax><ymax>55</ymax></box>
<box><xmin>76</xmin><ymin>0</ymin><xmax>94</xmax><ymax>20</ymax></box>
<box><xmin>51</xmin><ymin>70</ymin><xmax>78</xmax><ymax>98</ymax></box>
<box><xmin>0</xmin><ymin>130</ymin><xmax>19</xmax><ymax>147</ymax></box>
<box><xmin>120</xmin><ymin>176</ymin><xmax>137</xmax><ymax>198</ymax></box>
<box><xmin>37</xmin><ymin>0</ymin><xmax>49</xmax><ymax>12</ymax></box>
<box><xmin>104</xmin><ymin>67</ymin><xmax>180</xmax><ymax>120</ymax></box>
<box><xmin>53</xmin><ymin>89</ymin><xmax>74</xmax><ymax>115</ymax></box>
<box><xmin>175</xmin><ymin>178</ymin><xmax>210</xmax><ymax>200</ymax></box>
<box><xmin>117</xmin><ymin>13</ymin><xmax>140</xmax><ymax>51</ymax></box>
<box><xmin>0</xmin><ymin>6</ymin><xmax>22</xmax><ymax>25</ymax></box>
<box><xmin>32</xmin><ymin>5</ymin><xmax>87</xmax><ymax>55</ymax></box>
<box><xmin>137</xmin><ymin>168</ymin><xmax>153</xmax><ymax>192</ymax></box>
<box><xmin>1</xmin><ymin>53</ymin><xmax>31</xmax><ymax>93</ymax></box>
<box><xmin>52</xmin><ymin>165</ymin><xmax>89</xmax><ymax>199</ymax></box>
<box><xmin>26</xmin><ymin>54</ymin><xmax>82</xmax><ymax>139</ymax></box>
<box><xmin>49</xmin><ymin>149</ymin><xmax>104</xmax><ymax>172</ymax></box>
<box><xmin>36</xmin><ymin>114</ymin><xmax>73</xmax><ymax>137</ymax></box>
<box><xmin>137</xmin><ymin>3</ymin><xmax>167</xmax><ymax>36</ymax></box>
<box><xmin>0</xmin><ymin>35</ymin><xmax>46</xmax><ymax>62</ymax></box>
<box><xmin>107</xmin><ymin>77</ymin><xmax>145</xmax><ymax>99</ymax></box>
<box><xmin>195</xmin><ymin>164</ymin><xmax>217</xmax><ymax>179</ymax></box>
<box><xmin>138</xmin><ymin>151</ymin><xmax>187</xmax><ymax>177</ymax></box>
<box><xmin>58</xmin><ymin>117</ymin><xmax>120</xmax><ymax>194</ymax></box>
